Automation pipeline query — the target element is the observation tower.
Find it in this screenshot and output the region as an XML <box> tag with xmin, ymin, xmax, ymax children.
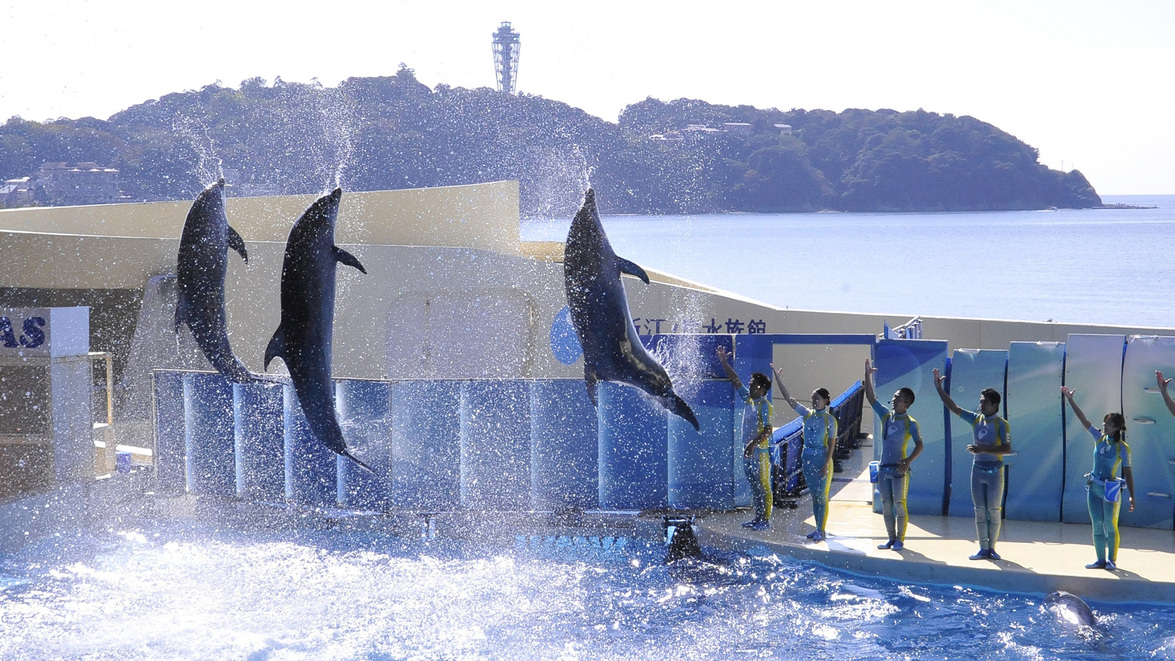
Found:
<box><xmin>492</xmin><ymin>21</ymin><xmax>520</xmax><ymax>94</ymax></box>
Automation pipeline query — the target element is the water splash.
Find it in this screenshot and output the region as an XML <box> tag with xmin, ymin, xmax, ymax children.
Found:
<box><xmin>171</xmin><ymin>115</ymin><xmax>223</xmax><ymax>187</ymax></box>
<box><xmin>520</xmin><ymin>144</ymin><xmax>592</xmax><ymax>218</ymax></box>
<box><xmin>644</xmin><ymin>291</ymin><xmax>712</xmax><ymax>401</ymax></box>
<box><xmin>0</xmin><ymin>522</ymin><xmax>1170</xmax><ymax>659</ymax></box>
<box><xmin>313</xmin><ymin>82</ymin><xmax>356</xmax><ymax>193</ymax></box>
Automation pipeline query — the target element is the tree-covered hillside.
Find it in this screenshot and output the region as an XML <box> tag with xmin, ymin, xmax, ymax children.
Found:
<box><xmin>0</xmin><ymin>67</ymin><xmax>1100</xmax><ymax>215</ymax></box>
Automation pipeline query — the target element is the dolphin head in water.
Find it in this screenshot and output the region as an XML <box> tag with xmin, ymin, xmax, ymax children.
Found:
<box><xmin>1045</xmin><ymin>590</ymin><xmax>1097</xmax><ymax>628</ymax></box>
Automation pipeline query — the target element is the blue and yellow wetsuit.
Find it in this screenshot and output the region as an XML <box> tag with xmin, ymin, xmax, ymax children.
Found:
<box><xmin>956</xmin><ymin>410</ymin><xmax>1011</xmax><ymax>551</ymax></box>
<box><xmin>740</xmin><ymin>384</ymin><xmax>774</xmax><ymax>523</ymax></box>
<box><xmin>1086</xmin><ymin>426</ymin><xmax>1131</xmax><ymax>563</ymax></box>
<box><xmin>873</xmin><ymin>400</ymin><xmax>922</xmax><ymax>544</ymax></box>
<box><xmin>794</xmin><ymin>402</ymin><xmax>838</xmax><ymax>537</ymax></box>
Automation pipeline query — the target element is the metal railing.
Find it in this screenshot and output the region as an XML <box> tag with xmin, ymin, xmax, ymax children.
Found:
<box><xmin>771</xmin><ymin>381</ymin><xmax>865</xmax><ymax>500</ymax></box>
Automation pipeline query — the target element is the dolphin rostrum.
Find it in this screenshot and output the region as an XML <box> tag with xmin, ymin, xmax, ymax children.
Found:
<box><xmin>175</xmin><ymin>178</ymin><xmax>254</xmax><ymax>383</ymax></box>
<box><xmin>563</xmin><ymin>188</ymin><xmax>699</xmax><ymax>430</ymax></box>
<box><xmin>264</xmin><ymin>188</ymin><xmax>372</xmax><ymax>472</ymax></box>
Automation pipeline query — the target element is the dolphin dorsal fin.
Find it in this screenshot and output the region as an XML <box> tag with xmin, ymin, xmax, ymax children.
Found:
<box><xmin>617</xmin><ymin>257</ymin><xmax>650</xmax><ymax>285</ymax></box>
<box><xmin>263</xmin><ymin>327</ymin><xmax>286</xmax><ymax>370</ymax></box>
<box><xmin>333</xmin><ymin>246</ymin><xmax>367</xmax><ymax>274</ymax></box>
<box><xmin>227</xmin><ymin>225</ymin><xmax>248</xmax><ymax>263</ymax></box>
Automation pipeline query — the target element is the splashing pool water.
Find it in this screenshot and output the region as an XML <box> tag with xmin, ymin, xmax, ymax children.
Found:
<box><xmin>1</xmin><ymin>519</ymin><xmax>1174</xmax><ymax>660</ymax></box>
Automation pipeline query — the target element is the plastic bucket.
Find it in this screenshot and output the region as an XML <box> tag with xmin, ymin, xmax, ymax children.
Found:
<box><xmin>1105</xmin><ymin>478</ymin><xmax>1124</xmax><ymax>503</ymax></box>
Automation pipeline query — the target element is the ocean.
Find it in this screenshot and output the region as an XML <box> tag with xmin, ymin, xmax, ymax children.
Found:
<box><xmin>521</xmin><ymin>194</ymin><xmax>1175</xmax><ymax>329</ymax></box>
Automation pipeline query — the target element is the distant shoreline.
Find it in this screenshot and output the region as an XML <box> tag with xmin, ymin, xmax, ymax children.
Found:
<box><xmin>1097</xmin><ymin>203</ymin><xmax>1158</xmax><ymax>209</ymax></box>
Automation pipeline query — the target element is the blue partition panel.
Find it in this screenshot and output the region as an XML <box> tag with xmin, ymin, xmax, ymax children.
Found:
<box><xmin>732</xmin><ymin>333</ymin><xmax>773</xmax><ymax>382</ymax></box>
<box><xmin>945</xmin><ymin>349</ymin><xmax>1008</xmax><ymax>518</ymax></box>
<box><xmin>669</xmin><ymin>380</ymin><xmax>737</xmax><ymax>510</ymax></box>
<box><xmin>336</xmin><ymin>379</ymin><xmax>392</xmax><ymax>511</ymax></box>
<box><xmin>152</xmin><ymin>370</ymin><xmax>187</xmax><ymax>493</ymax></box>
<box><xmin>460</xmin><ymin>381</ymin><xmax>532</xmax><ymax>510</ymax></box>
<box><xmin>1062</xmin><ymin>334</ymin><xmax>1126</xmax><ymax>523</ymax></box>
<box><xmin>1120</xmin><ymin>336</ymin><xmax>1175</xmax><ymax>529</ymax></box>
<box><xmin>284</xmin><ymin>383</ymin><xmax>338</xmax><ymax>507</ymax></box>
<box><xmin>598</xmin><ymin>382</ymin><xmax>668</xmax><ymax>510</ymax></box>
<box><xmin>530</xmin><ymin>380</ymin><xmax>599</xmax><ymax>511</ymax></box>
<box><xmin>183</xmin><ymin>372</ymin><xmax>236</xmax><ymax>497</ymax></box>
<box><xmin>872</xmin><ymin>339</ymin><xmax>950</xmax><ymax>516</ymax></box>
<box><xmin>389</xmin><ymin>381</ymin><xmax>461</xmax><ymax>510</ymax></box>
<box><xmin>233</xmin><ymin>381</ymin><xmax>284</xmax><ymax>502</ymax></box>
<box><xmin>1004</xmin><ymin>342</ymin><xmax>1066</xmax><ymax>522</ymax></box>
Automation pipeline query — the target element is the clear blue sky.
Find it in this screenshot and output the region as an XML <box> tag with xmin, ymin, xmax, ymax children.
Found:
<box><xmin>1</xmin><ymin>0</ymin><xmax>1171</xmax><ymax>194</ymax></box>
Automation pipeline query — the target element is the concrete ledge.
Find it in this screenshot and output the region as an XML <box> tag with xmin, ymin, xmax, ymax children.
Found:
<box><xmin>697</xmin><ymin>502</ymin><xmax>1175</xmax><ymax>605</ymax></box>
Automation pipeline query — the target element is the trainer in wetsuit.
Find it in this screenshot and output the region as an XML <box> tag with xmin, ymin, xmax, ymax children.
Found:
<box><xmin>864</xmin><ymin>358</ymin><xmax>923</xmax><ymax>551</ymax></box>
<box><xmin>718</xmin><ymin>345</ymin><xmax>774</xmax><ymax>531</ymax></box>
<box><xmin>771</xmin><ymin>363</ymin><xmax>837</xmax><ymax>542</ymax></box>
<box><xmin>933</xmin><ymin>368</ymin><xmax>1013</xmax><ymax>561</ymax></box>
<box><xmin>1061</xmin><ymin>387</ymin><xmax>1136</xmax><ymax>571</ymax></box>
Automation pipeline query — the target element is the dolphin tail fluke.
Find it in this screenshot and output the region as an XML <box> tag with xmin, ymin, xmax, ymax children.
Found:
<box><xmin>667</xmin><ymin>394</ymin><xmax>700</xmax><ymax>431</ymax></box>
<box><xmin>264</xmin><ymin>328</ymin><xmax>286</xmax><ymax>370</ymax></box>
<box><xmin>340</xmin><ymin>448</ymin><xmax>375</xmax><ymax>475</ymax></box>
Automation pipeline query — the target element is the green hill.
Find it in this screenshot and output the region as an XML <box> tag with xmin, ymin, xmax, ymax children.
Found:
<box><xmin>0</xmin><ymin>67</ymin><xmax>1101</xmax><ymax>215</ymax></box>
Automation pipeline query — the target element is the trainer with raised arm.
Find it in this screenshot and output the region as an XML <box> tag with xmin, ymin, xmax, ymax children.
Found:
<box><xmin>1061</xmin><ymin>386</ymin><xmax>1136</xmax><ymax>570</ymax></box>
<box><xmin>1155</xmin><ymin>371</ymin><xmax>1175</xmax><ymax>419</ymax></box>
<box><xmin>717</xmin><ymin>345</ymin><xmax>774</xmax><ymax>531</ymax></box>
<box><xmin>865</xmin><ymin>358</ymin><xmax>923</xmax><ymax>551</ymax></box>
<box><xmin>932</xmin><ymin>368</ymin><xmax>1012</xmax><ymax>561</ymax></box>
<box><xmin>771</xmin><ymin>363</ymin><xmax>837</xmax><ymax>542</ymax></box>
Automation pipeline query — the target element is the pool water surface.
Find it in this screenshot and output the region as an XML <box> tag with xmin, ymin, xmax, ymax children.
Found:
<box><xmin>1</xmin><ymin>519</ymin><xmax>1174</xmax><ymax>660</ymax></box>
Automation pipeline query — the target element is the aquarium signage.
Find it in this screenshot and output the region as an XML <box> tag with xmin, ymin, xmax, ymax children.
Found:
<box><xmin>0</xmin><ymin>307</ymin><xmax>89</xmax><ymax>358</ymax></box>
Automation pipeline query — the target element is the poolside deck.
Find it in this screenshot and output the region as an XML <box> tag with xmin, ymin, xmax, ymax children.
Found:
<box><xmin>697</xmin><ymin>444</ymin><xmax>1175</xmax><ymax>605</ymax></box>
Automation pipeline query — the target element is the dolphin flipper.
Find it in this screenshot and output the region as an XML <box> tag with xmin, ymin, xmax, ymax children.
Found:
<box><xmin>667</xmin><ymin>393</ymin><xmax>700</xmax><ymax>431</ymax></box>
<box><xmin>617</xmin><ymin>257</ymin><xmax>650</xmax><ymax>284</ymax></box>
<box><xmin>227</xmin><ymin>225</ymin><xmax>248</xmax><ymax>263</ymax></box>
<box><xmin>333</xmin><ymin>246</ymin><xmax>366</xmax><ymax>274</ymax></box>
<box><xmin>264</xmin><ymin>328</ymin><xmax>286</xmax><ymax>370</ymax></box>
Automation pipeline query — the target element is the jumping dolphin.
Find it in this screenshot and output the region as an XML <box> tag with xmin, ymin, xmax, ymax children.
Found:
<box><xmin>1045</xmin><ymin>590</ymin><xmax>1097</xmax><ymax>628</ymax></box>
<box><xmin>264</xmin><ymin>188</ymin><xmax>372</xmax><ymax>472</ymax></box>
<box><xmin>175</xmin><ymin>178</ymin><xmax>254</xmax><ymax>383</ymax></box>
<box><xmin>563</xmin><ymin>189</ymin><xmax>699</xmax><ymax>430</ymax></box>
